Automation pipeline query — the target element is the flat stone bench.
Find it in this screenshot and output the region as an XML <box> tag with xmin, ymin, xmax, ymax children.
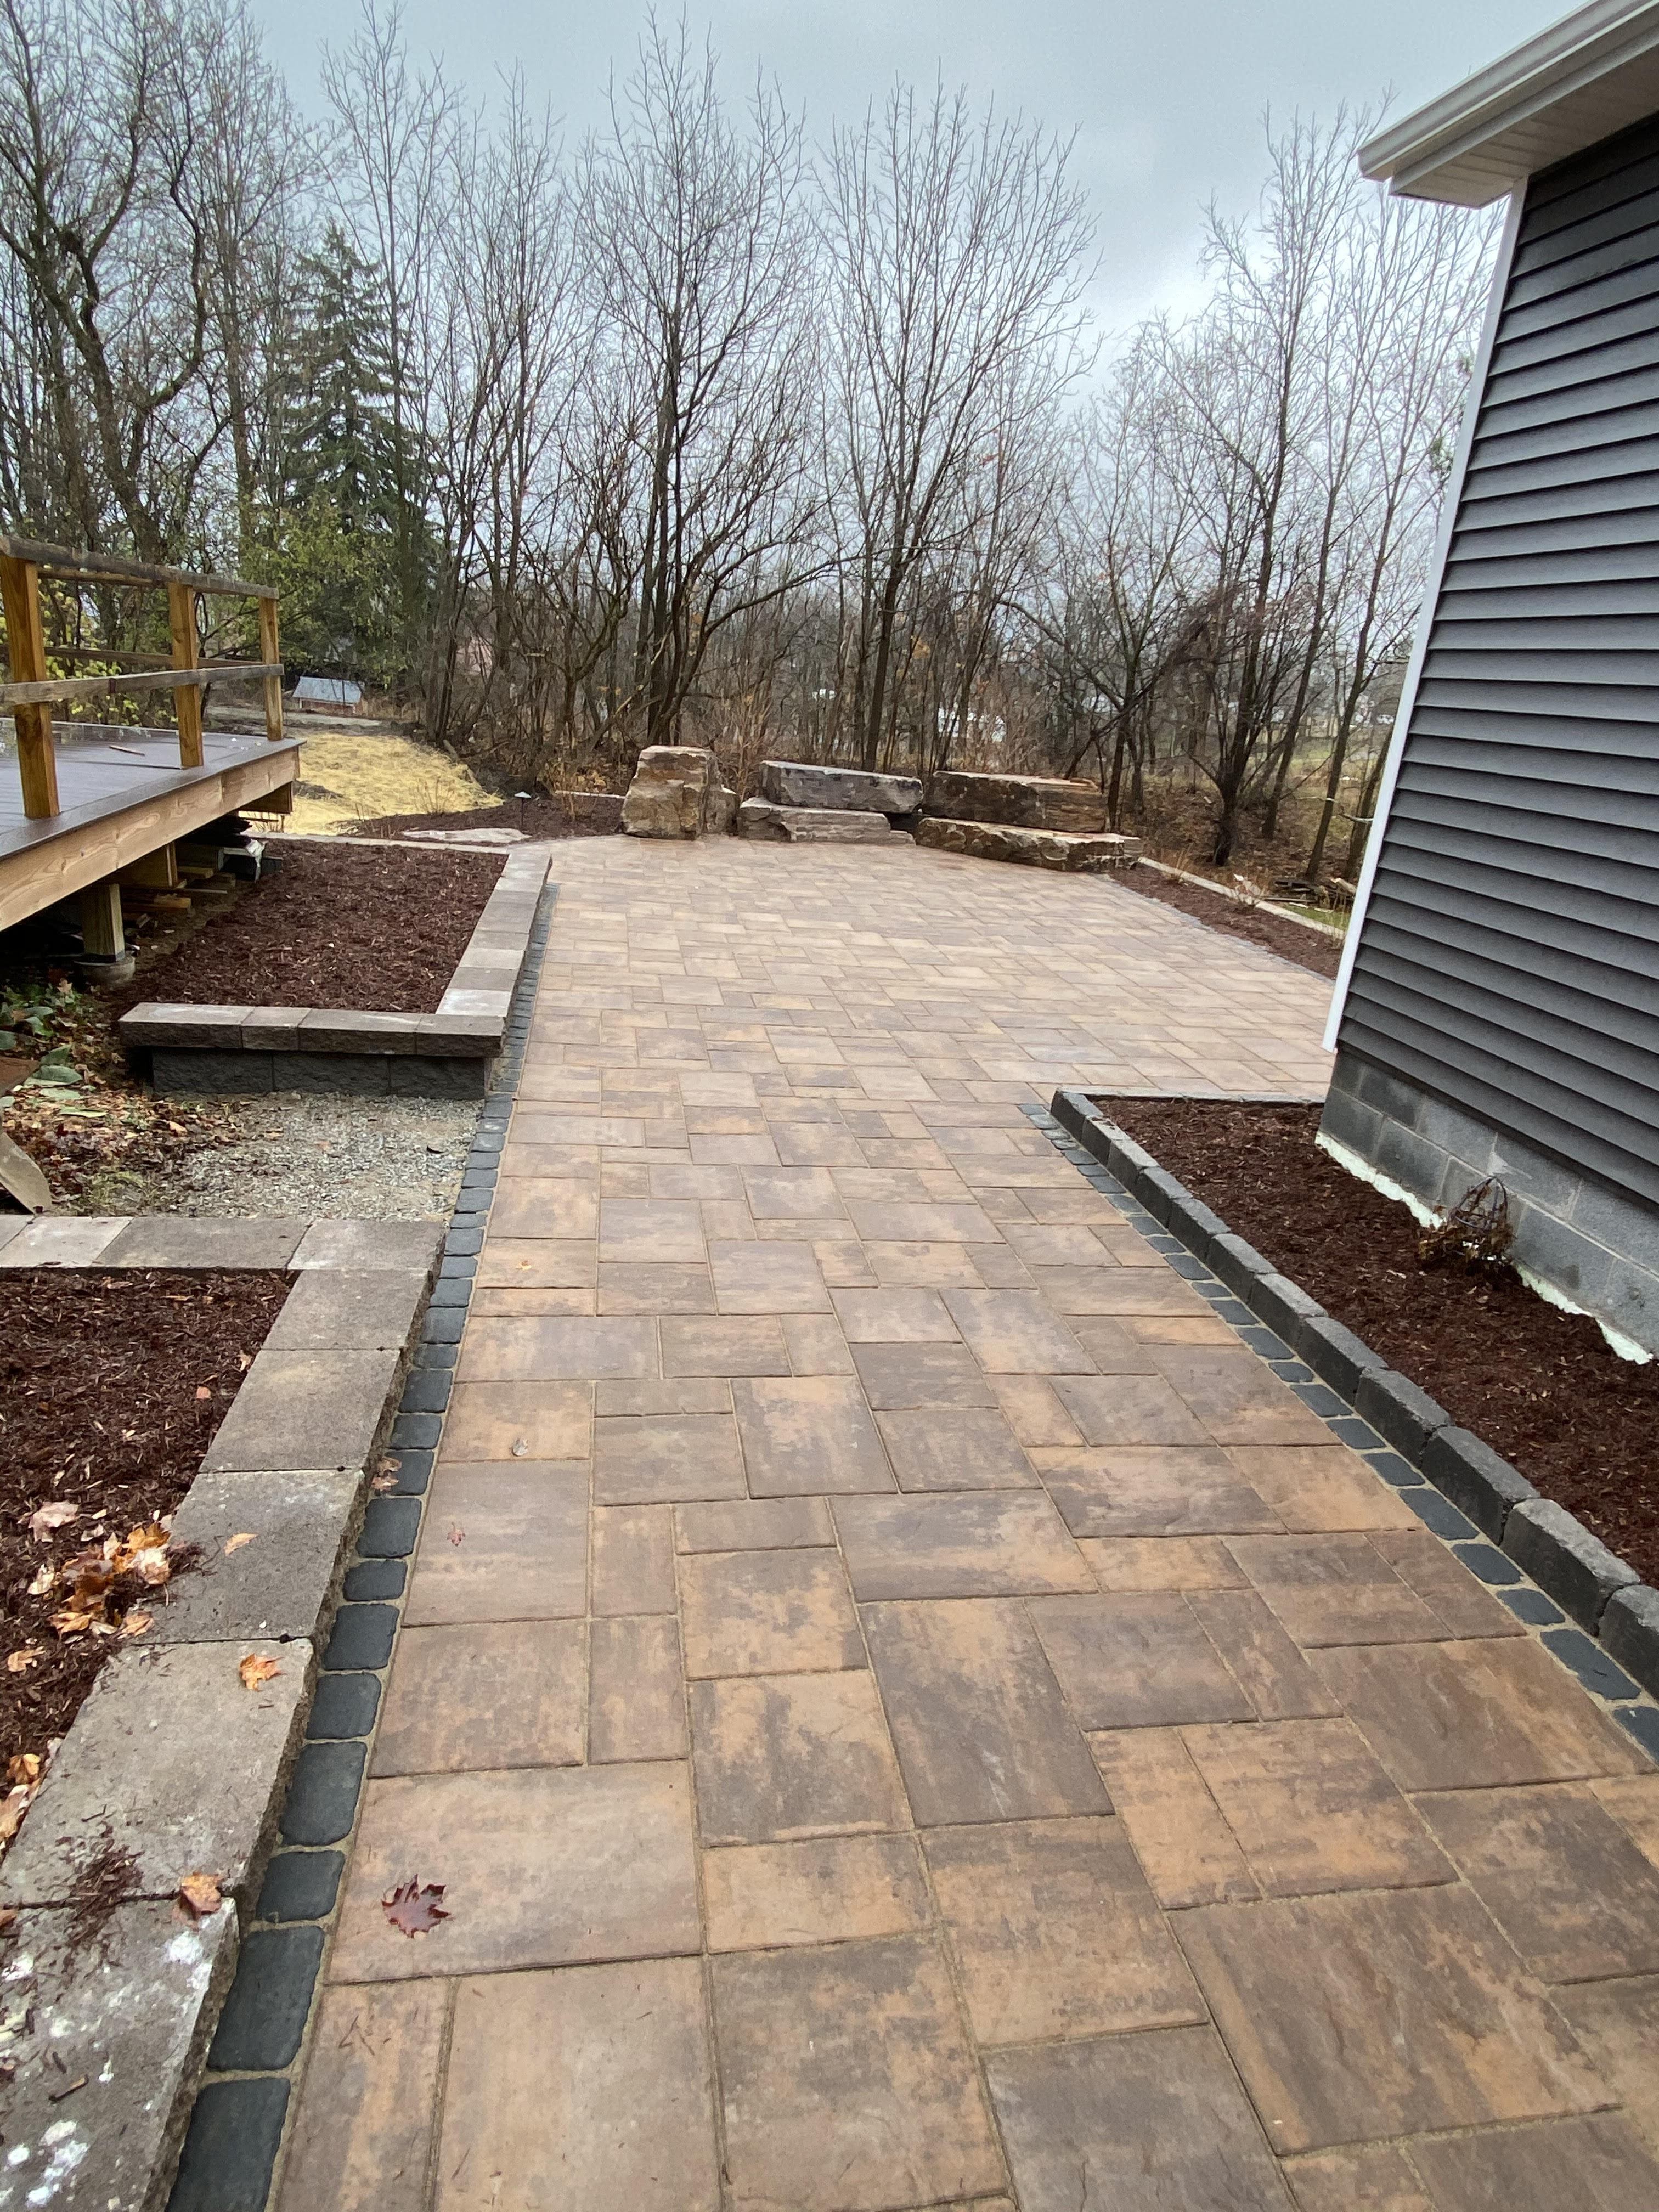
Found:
<box><xmin>737</xmin><ymin>800</ymin><xmax>913</xmax><ymax>845</ymax></box>
<box><xmin>916</xmin><ymin>818</ymin><xmax>1142</xmax><ymax>871</ymax></box>
<box><xmin>923</xmin><ymin>769</ymin><xmax>1113</xmax><ymax>834</ymax></box>
<box><xmin>758</xmin><ymin>760</ymin><xmax>923</xmax><ymax>817</ymax></box>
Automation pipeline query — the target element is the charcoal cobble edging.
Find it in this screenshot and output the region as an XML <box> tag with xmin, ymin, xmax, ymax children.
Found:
<box><xmin>165</xmin><ymin>877</ymin><xmax>558</xmax><ymax>2212</ymax></box>
<box><xmin>121</xmin><ymin>843</ymin><xmax>552</xmax><ymax>1098</ymax></box>
<box><xmin>0</xmin><ymin>1214</ymin><xmax>441</xmax><ymax>2212</ymax></box>
<box><xmin>1047</xmin><ymin>1085</ymin><xmax>1659</xmax><ymax>1737</ymax></box>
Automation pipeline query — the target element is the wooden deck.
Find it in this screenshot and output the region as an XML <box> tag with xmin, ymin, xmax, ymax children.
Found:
<box><xmin>0</xmin><ymin>723</ymin><xmax>301</xmax><ymax>933</ymax></box>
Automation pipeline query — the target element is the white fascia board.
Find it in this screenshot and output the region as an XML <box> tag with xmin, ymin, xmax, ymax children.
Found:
<box><xmin>1322</xmin><ymin>192</ymin><xmax>1525</xmax><ymax>1056</ymax></box>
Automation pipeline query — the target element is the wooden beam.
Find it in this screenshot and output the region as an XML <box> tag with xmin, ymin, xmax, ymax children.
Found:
<box><xmin>0</xmin><ymin>552</ymin><xmax>59</xmax><ymax>819</ymax></box>
<box><xmin>257</xmin><ymin>597</ymin><xmax>284</xmax><ymax>742</ymax></box>
<box><xmin>0</xmin><ymin>663</ymin><xmax>281</xmax><ymax>709</ymax></box>
<box><xmin>119</xmin><ymin>845</ymin><xmax>178</xmax><ymax>889</ymax></box>
<box><xmin>0</xmin><ymin>533</ymin><xmax>277</xmax><ymax>601</ymax></box>
<box><xmin>0</xmin><ymin>745</ymin><xmax>301</xmax><ymax>930</ymax></box>
<box><xmin>79</xmin><ymin>877</ymin><xmax>124</xmax><ymax>956</ymax></box>
<box><xmin>168</xmin><ymin>581</ymin><xmax>204</xmax><ymax>770</ymax></box>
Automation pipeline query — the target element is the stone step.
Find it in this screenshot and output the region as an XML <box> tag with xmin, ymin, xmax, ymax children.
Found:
<box><xmin>759</xmin><ymin>760</ymin><xmax>923</xmax><ymax>816</ymax></box>
<box><xmin>923</xmin><ymin>769</ymin><xmax>1112</xmax><ymax>834</ymax></box>
<box><xmin>916</xmin><ymin>817</ymin><xmax>1142</xmax><ymax>871</ymax></box>
<box><xmin>737</xmin><ymin>800</ymin><xmax>912</xmax><ymax>845</ymax></box>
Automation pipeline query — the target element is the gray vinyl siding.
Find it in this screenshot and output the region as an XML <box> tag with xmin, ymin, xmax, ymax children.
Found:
<box><xmin>1341</xmin><ymin>111</ymin><xmax>1659</xmax><ymax>1210</ymax></box>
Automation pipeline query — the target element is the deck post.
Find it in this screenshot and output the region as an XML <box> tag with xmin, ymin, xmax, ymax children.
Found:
<box><xmin>257</xmin><ymin>597</ymin><xmax>283</xmax><ymax>742</ymax></box>
<box><xmin>0</xmin><ymin>552</ymin><xmax>60</xmax><ymax>818</ymax></box>
<box><xmin>79</xmin><ymin>878</ymin><xmax>125</xmax><ymax>957</ymax></box>
<box><xmin>168</xmin><ymin>580</ymin><xmax>204</xmax><ymax>769</ymax></box>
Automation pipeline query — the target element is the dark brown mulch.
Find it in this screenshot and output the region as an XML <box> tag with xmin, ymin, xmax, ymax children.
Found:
<box><xmin>109</xmin><ymin>839</ymin><xmax>504</xmax><ymax>1015</ymax></box>
<box><xmin>0</xmin><ymin>1269</ymin><xmax>291</xmax><ymax>1770</ymax></box>
<box><xmin>1114</xmin><ymin>866</ymin><xmax>1343</xmax><ymax>980</ymax></box>
<box><xmin>356</xmin><ymin>791</ymin><xmax>623</xmax><ymax>839</ymax></box>
<box><xmin>1099</xmin><ymin>1097</ymin><xmax>1659</xmax><ymax>1586</ymax></box>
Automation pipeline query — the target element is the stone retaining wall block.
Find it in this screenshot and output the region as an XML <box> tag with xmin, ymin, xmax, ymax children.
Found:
<box><xmin>1353</xmin><ymin>1368</ymin><xmax>1452</xmax><ymax>1462</ymax></box>
<box><xmin>1291</xmin><ymin>1310</ymin><xmax>1390</xmax><ymax>1403</ymax></box>
<box><xmin>1601</xmin><ymin>1584</ymin><xmax>1659</xmax><ymax>1700</ymax></box>
<box><xmin>1421</xmin><ymin>1426</ymin><xmax>1539</xmax><ymax>1544</ymax></box>
<box><xmin>1503</xmin><ymin>1497</ymin><xmax>1643</xmax><ymax>1633</ymax></box>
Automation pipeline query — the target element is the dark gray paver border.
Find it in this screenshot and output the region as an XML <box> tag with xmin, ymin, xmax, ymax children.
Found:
<box><xmin>165</xmin><ymin>877</ymin><xmax>558</xmax><ymax>2212</ymax></box>
<box><xmin>0</xmin><ymin>1208</ymin><xmax>441</xmax><ymax>2210</ymax></box>
<box><xmin>1050</xmin><ymin>1085</ymin><xmax>1659</xmax><ymax>1731</ymax></box>
<box><xmin>120</xmin><ymin>842</ymin><xmax>551</xmax><ymax>1098</ymax></box>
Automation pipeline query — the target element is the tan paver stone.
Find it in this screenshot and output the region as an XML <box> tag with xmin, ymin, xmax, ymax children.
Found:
<box><xmin>475</xmin><ymin>1239</ymin><xmax>598</xmax><ymax>1288</ymax></box>
<box><xmin>373</xmin><ymin>1621</ymin><xmax>585</xmax><ymax>1775</ymax></box>
<box><xmin>1370</xmin><ymin>1528</ymin><xmax>1525</xmax><ymax>1638</ymax></box>
<box><xmin>680</xmin><ymin>1548</ymin><xmax>864</xmax><ymax>1675</ymax></box>
<box><xmin>781</xmin><ymin>1312</ymin><xmax>857</xmax><ymax>1373</ymax></box>
<box><xmin>862</xmin><ymin>1598</ymin><xmax>1109</xmax><ymax>1825</ymax></box>
<box><xmin>690</xmin><ymin>1669</ymin><xmax>908</xmax><ymax>1844</ymax></box>
<box><xmin>599</xmin><ymin>1262</ymin><xmax>716</xmax><ymax>1313</ymax></box>
<box><xmin>711</xmin><ymin>1935</ymin><xmax>1006</xmax><ymax>2212</ymax></box>
<box><xmin>834</xmin><ymin>1493</ymin><xmax>1093</xmax><ymax>1600</ymax></box>
<box><xmin>693</xmin><ymin>1131</ymin><xmax>781</xmax><ymax>1165</ymax></box>
<box><xmin>1408</xmin><ymin>2114</ymin><xmax>1659</xmax><ymax>2210</ymax></box>
<box><xmin>923</xmin><ymin>1815</ymin><xmax>1204</xmax><ymax>2046</ymax></box>
<box><xmin>711</xmin><ymin>1240</ymin><xmax>831</xmax><ymax>1311</ymax></box>
<box><xmin>1028</xmin><ymin>1592</ymin><xmax>1254</xmax><ymax>1728</ymax></box>
<box><xmin>599</xmin><ymin>1198</ymin><xmax>707</xmax><ymax>1261</ymax></box>
<box><xmin>1036</xmin><ymin>1446</ymin><xmax>1282</xmax><ymax>1537</ymax></box>
<box><xmin>596</xmin><ymin>1376</ymin><xmax>730</xmax><ymax>1414</ymax></box>
<box><xmin>939</xmin><ymin>1288</ymin><xmax>1095</xmax><ymax>1373</ymax></box>
<box><xmin>1282</xmin><ymin>2144</ymin><xmax>1434</xmax><ymax>2212</ymax></box>
<box><xmin>329</xmin><ymin>1764</ymin><xmax>700</xmax><ymax>1982</ymax></box>
<box><xmin>745</xmin><ymin>1167</ymin><xmax>848</xmax><ymax>1220</ymax></box>
<box><xmin>985</xmin><ymin>2025</ymin><xmax>1291</xmax><ymax>2212</ymax></box>
<box><xmin>676</xmin><ymin>1497</ymin><xmax>833</xmax><ymax>1551</ymax></box>
<box><xmin>1052</xmin><ymin>1374</ymin><xmax>1213</xmax><ymax>1447</ymax></box>
<box><xmin>704</xmin><ymin>1835</ymin><xmax>930</xmax><ymax>1952</ymax></box>
<box><xmin>1182</xmin><ymin>1718</ymin><xmax>1453</xmax><ymax>1898</ymax></box>
<box><xmin>1087</xmin><ymin>1729</ymin><xmax>1259</xmax><ymax>1908</ymax></box>
<box><xmin>732</xmin><ymin>1375</ymin><xmax>894</xmax><ymax>1494</ymax></box>
<box><xmin>1176</xmin><ymin>1886</ymin><xmax>1612</xmax><ymax>2154</ymax></box>
<box><xmin>594</xmin><ymin>1412</ymin><xmax>747</xmax><ymax>1503</ymax></box>
<box><xmin>845</xmin><ymin>1199</ymin><xmax>1004</xmax><ymax>1243</ymax></box>
<box><xmin>406</xmin><ymin>1464</ymin><xmax>588</xmax><ymax>1625</ymax></box>
<box><xmin>866</xmin><ymin>1241</ymin><xmax>986</xmax><ymax>1286</ymax></box>
<box><xmin>1150</xmin><ymin>1347</ymin><xmax>1334</xmax><ymax>1446</ymax></box>
<box><xmin>278</xmin><ymin>1981</ymin><xmax>449</xmax><ymax>2212</ymax></box>
<box><xmin>651</xmin><ymin>1161</ymin><xmax>747</xmax><ymax>1200</ymax></box>
<box><xmin>661</xmin><ymin>1315</ymin><xmax>790</xmax><ymax>1375</ymax></box>
<box><xmin>1040</xmin><ymin>1269</ymin><xmax>1212</xmax><ymax>1316</ymax></box>
<box><xmin>1312</xmin><ymin>1638</ymin><xmax>1647</xmax><ymax>1790</ymax></box>
<box><xmin>1224</xmin><ymin>1534</ymin><xmax>1447</xmax><ymax>1645</ymax></box>
<box><xmin>874</xmin><ymin>1408</ymin><xmax>1038</xmax><ymax>1491</ymax></box>
<box><xmin>770</xmin><ymin>1122</ymin><xmax>866</xmax><ymax>1166</ymax></box>
<box><xmin>991</xmin><ymin>1373</ymin><xmax>1083</xmax><ymax>1446</ymax></box>
<box><xmin>831</xmin><ymin>1288</ymin><xmax>961</xmax><ymax>1341</ymax></box>
<box><xmin>434</xmin><ymin>1960</ymin><xmax>719</xmax><ymax>2211</ymax></box>
<box><xmin>1032</xmin><ymin>1313</ymin><xmax>1157</xmax><ymax>1367</ymax></box>
<box><xmin>441</xmin><ymin>1383</ymin><xmax>591</xmax><ymax>1464</ymax></box>
<box><xmin>1227</xmin><ymin>1446</ymin><xmax>1419</xmax><ymax>1533</ymax></box>
<box><xmin>487</xmin><ymin>1179</ymin><xmax>599</xmax><ymax>1238</ymax></box>
<box><xmin>590</xmin><ymin>1615</ymin><xmax>687</xmax><ymax>1761</ymax></box>
<box><xmin>1186</xmin><ymin>1589</ymin><xmax>1342</xmax><ymax>1719</ymax></box>
<box><xmin>1417</xmin><ymin>1785</ymin><xmax>1659</xmax><ymax>1982</ymax></box>
<box><xmin>1593</xmin><ymin>1773</ymin><xmax>1659</xmax><ymax>1869</ymax></box>
<box><xmin>1082</xmin><ymin>1535</ymin><xmax>1248</xmax><ymax>1591</ymax></box>
<box><xmin>813</xmin><ymin>1237</ymin><xmax>879</xmax><ymax>1287</ymax></box>
<box><xmin>853</xmin><ymin>1342</ymin><xmax>997</xmax><ymax>1409</ymax></box>
<box><xmin>1555</xmin><ymin>1976</ymin><xmax>1659</xmax><ymax>2156</ymax></box>
<box><xmin>1001</xmin><ymin>1222</ymin><xmax>1120</xmax><ymax>1266</ymax></box>
<box><xmin>591</xmin><ymin>1502</ymin><xmax>676</xmax><ymax>1613</ymax></box>
<box><xmin>458</xmin><ymin>1314</ymin><xmax>657</xmax><ymax>1380</ymax></box>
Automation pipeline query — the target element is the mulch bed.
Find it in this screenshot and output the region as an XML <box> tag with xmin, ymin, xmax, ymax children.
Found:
<box><xmin>356</xmin><ymin>792</ymin><xmax>623</xmax><ymax>839</ymax></box>
<box><xmin>110</xmin><ymin>839</ymin><xmax>505</xmax><ymax>1015</ymax></box>
<box><xmin>1101</xmin><ymin>1097</ymin><xmax>1659</xmax><ymax>1588</ymax></box>
<box><xmin>1114</xmin><ymin>866</ymin><xmax>1342</xmax><ymax>980</ymax></box>
<box><xmin>0</xmin><ymin>1269</ymin><xmax>291</xmax><ymax>1772</ymax></box>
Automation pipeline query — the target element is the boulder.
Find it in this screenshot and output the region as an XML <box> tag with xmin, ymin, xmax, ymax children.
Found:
<box><xmin>709</xmin><ymin>783</ymin><xmax>740</xmax><ymax>834</ymax></box>
<box><xmin>622</xmin><ymin>746</ymin><xmax>723</xmax><ymax>839</ymax></box>
<box><xmin>923</xmin><ymin>770</ymin><xmax>1113</xmax><ymax>834</ymax></box>
<box><xmin>737</xmin><ymin>800</ymin><xmax>911</xmax><ymax>845</ymax></box>
<box><xmin>759</xmin><ymin>760</ymin><xmax>924</xmax><ymax>817</ymax></box>
<box><xmin>916</xmin><ymin>818</ymin><xmax>1142</xmax><ymax>872</ymax></box>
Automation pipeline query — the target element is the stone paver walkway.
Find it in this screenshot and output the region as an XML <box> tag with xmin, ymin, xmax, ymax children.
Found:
<box><xmin>279</xmin><ymin>842</ymin><xmax>1659</xmax><ymax>2211</ymax></box>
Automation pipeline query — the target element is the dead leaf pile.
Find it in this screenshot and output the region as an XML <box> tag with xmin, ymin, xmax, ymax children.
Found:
<box><xmin>0</xmin><ymin>1751</ymin><xmax>47</xmax><ymax>1848</ymax></box>
<box><xmin>382</xmin><ymin>1877</ymin><xmax>448</xmax><ymax>1937</ymax></box>
<box><xmin>47</xmin><ymin>1523</ymin><xmax>171</xmax><ymax>1639</ymax></box>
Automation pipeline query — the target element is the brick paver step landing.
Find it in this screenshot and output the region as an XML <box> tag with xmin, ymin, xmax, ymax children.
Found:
<box><xmin>278</xmin><ymin>842</ymin><xmax>1659</xmax><ymax>2211</ymax></box>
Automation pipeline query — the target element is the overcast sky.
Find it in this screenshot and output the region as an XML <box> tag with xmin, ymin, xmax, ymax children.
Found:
<box><xmin>251</xmin><ymin>0</ymin><xmax>1561</xmax><ymax>334</ymax></box>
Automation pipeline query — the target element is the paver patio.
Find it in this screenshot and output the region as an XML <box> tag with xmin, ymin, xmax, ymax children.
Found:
<box><xmin>277</xmin><ymin>840</ymin><xmax>1659</xmax><ymax>2211</ymax></box>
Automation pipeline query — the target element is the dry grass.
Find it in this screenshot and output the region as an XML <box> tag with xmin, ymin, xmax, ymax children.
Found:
<box><xmin>276</xmin><ymin>726</ymin><xmax>495</xmax><ymax>836</ymax></box>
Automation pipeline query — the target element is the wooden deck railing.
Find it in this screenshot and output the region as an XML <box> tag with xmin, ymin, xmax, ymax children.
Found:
<box><xmin>0</xmin><ymin>536</ymin><xmax>284</xmax><ymax>821</ymax></box>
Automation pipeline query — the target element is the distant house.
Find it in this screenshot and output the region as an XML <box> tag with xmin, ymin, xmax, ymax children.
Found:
<box><xmin>292</xmin><ymin>676</ymin><xmax>364</xmax><ymax>714</ymax></box>
<box><xmin>1323</xmin><ymin>0</ymin><xmax>1659</xmax><ymax>1357</ymax></box>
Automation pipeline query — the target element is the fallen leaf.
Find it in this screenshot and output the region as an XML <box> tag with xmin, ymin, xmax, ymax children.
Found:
<box><xmin>134</xmin><ymin>1551</ymin><xmax>171</xmax><ymax>1588</ymax></box>
<box><xmin>370</xmin><ymin>1472</ymin><xmax>399</xmax><ymax>1493</ymax></box>
<box><xmin>382</xmin><ymin>1877</ymin><xmax>449</xmax><ymax>1937</ymax></box>
<box><xmin>121</xmin><ymin>1613</ymin><xmax>153</xmax><ymax>1638</ymax></box>
<box><xmin>238</xmin><ymin>1654</ymin><xmax>280</xmax><ymax>1690</ymax></box>
<box><xmin>447</xmin><ymin>1525</ymin><xmax>464</xmax><ymax>1548</ymax></box>
<box><xmin>223</xmin><ymin>1533</ymin><xmax>256</xmax><ymax>1555</ymax></box>
<box><xmin>7</xmin><ymin>1755</ymin><xmax>40</xmax><ymax>1787</ymax></box>
<box><xmin>0</xmin><ymin>1906</ymin><xmax>18</xmax><ymax>1930</ymax></box>
<box><xmin>510</xmin><ymin>1436</ymin><xmax>530</xmax><ymax>1458</ymax></box>
<box><xmin>0</xmin><ymin>1785</ymin><xmax>33</xmax><ymax>1842</ymax></box>
<box><xmin>176</xmin><ymin>1872</ymin><xmax>223</xmax><ymax>1919</ymax></box>
<box><xmin>27</xmin><ymin>1502</ymin><xmax>77</xmax><ymax>1541</ymax></box>
<box><xmin>49</xmin><ymin>1609</ymin><xmax>98</xmax><ymax>1637</ymax></box>
<box><xmin>194</xmin><ymin>1385</ymin><xmax>212</xmax><ymax>1401</ymax></box>
<box><xmin>26</xmin><ymin>1564</ymin><xmax>55</xmax><ymax>1596</ymax></box>
<box><xmin>6</xmin><ymin>1649</ymin><xmax>43</xmax><ymax>1675</ymax></box>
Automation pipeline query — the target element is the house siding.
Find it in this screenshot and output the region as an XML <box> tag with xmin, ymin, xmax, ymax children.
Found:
<box><xmin>1336</xmin><ymin>112</ymin><xmax>1659</xmax><ymax>1243</ymax></box>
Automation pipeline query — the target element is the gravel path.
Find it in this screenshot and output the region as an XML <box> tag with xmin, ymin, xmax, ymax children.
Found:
<box><xmin>146</xmin><ymin>1093</ymin><xmax>479</xmax><ymax>1220</ymax></box>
